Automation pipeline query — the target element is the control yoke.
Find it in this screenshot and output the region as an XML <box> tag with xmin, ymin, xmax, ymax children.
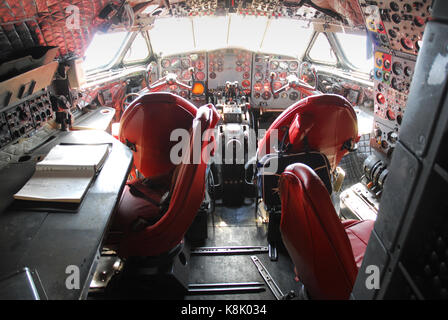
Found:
<box><xmin>270</xmin><ymin>73</ymin><xmax>316</xmax><ymax>96</ymax></box>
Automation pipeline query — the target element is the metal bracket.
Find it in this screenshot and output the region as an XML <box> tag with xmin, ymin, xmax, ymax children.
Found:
<box><xmin>191</xmin><ymin>246</ymin><xmax>269</xmax><ymax>255</ymax></box>
<box><xmin>251</xmin><ymin>255</ymin><xmax>284</xmax><ymax>300</ymax></box>
<box><xmin>187</xmin><ymin>282</ymin><xmax>265</xmax><ymax>295</ymax></box>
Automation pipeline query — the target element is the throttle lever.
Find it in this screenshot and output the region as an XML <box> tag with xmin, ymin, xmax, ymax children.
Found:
<box><xmin>189</xmin><ymin>67</ymin><xmax>195</xmax><ymax>82</ymax></box>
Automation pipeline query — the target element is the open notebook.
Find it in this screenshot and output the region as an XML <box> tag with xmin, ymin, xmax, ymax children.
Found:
<box><xmin>14</xmin><ymin>144</ymin><xmax>110</xmax><ymax>203</ymax></box>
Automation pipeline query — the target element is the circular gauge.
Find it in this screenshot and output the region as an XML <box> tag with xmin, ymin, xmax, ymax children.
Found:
<box><xmin>386</xmin><ymin>109</ymin><xmax>396</xmax><ymax>121</ymax></box>
<box><xmin>270</xmin><ymin>61</ymin><xmax>279</xmax><ymax>70</ymax></box>
<box><xmin>289</xmin><ymin>91</ymin><xmax>299</xmax><ymax>100</ymax></box>
<box><xmin>181</xmin><ymin>58</ymin><xmax>191</xmax><ymax>69</ymax></box>
<box><xmin>182</xmin><ymin>70</ymin><xmax>192</xmax><ymax>81</ymax></box>
<box><xmin>377</xmin><ymin>83</ymin><xmax>384</xmax><ymax>92</ymax></box>
<box><xmin>190</xmin><ymin>54</ymin><xmax>198</xmax><ymax>62</ymax></box>
<box><xmin>217</xmin><ymin>66</ymin><xmax>223</xmax><ymax>72</ymax></box>
<box><xmin>403</xmin><ymin>3</ymin><xmax>412</xmax><ymax>12</ymax></box>
<box><xmin>391</xmin><ymin>77</ymin><xmax>400</xmax><ymax>91</ymax></box>
<box><xmin>196</xmin><ymin>71</ymin><xmax>205</xmax><ymax>81</ymax></box>
<box><xmin>289</xmin><ymin>61</ymin><xmax>298</xmax><ymax>70</ymax></box>
<box><xmin>243</xmin><ymin>72</ymin><xmax>250</xmax><ymax>79</ymax></box>
<box><xmin>404</xmin><ymin>66</ymin><xmax>413</xmax><ymax>77</ymax></box>
<box><xmin>279</xmin><ymin>72</ymin><xmax>287</xmax><ymax>81</ymax></box>
<box><xmin>375</xmin><ymin>69</ymin><xmax>383</xmax><ymax>79</ymax></box>
<box><xmin>179</xmin><ymin>90</ymin><xmax>188</xmax><ymax>98</ymax></box>
<box><xmin>263</xmin><ymin>81</ymin><xmax>271</xmax><ymax>92</ymax></box>
<box><xmin>169</xmin><ymin>84</ymin><xmax>178</xmax><ymax>91</ymax></box>
<box><xmin>253</xmin><ymin>82</ymin><xmax>263</xmax><ymax>92</ymax></box>
<box><xmin>262</xmin><ymin>91</ymin><xmax>271</xmax><ymax>100</ymax></box>
<box><xmin>390</xmin><ymin>2</ymin><xmax>399</xmax><ymax>11</ymax></box>
<box><xmin>383</xmin><ymin>59</ymin><xmax>391</xmax><ymax>70</ymax></box>
<box><xmin>196</xmin><ymin>60</ymin><xmax>205</xmax><ymax>70</ymax></box>
<box><xmin>389</xmin><ymin>29</ymin><xmax>397</xmax><ymax>38</ymax></box>
<box><xmin>401</xmin><ymin>37</ymin><xmax>414</xmax><ymax>50</ymax></box>
<box><xmin>236</xmin><ymin>60</ymin><xmax>242</xmax><ymax>66</ymax></box>
<box><xmin>383</xmin><ymin>72</ymin><xmax>391</xmax><ymax>82</ymax></box>
<box><xmin>243</xmin><ymin>66</ymin><xmax>250</xmax><ymax>73</ymax></box>
<box><xmin>414</xmin><ymin>16</ymin><xmax>425</xmax><ymax>27</ymax></box>
<box><xmin>254</xmin><ymin>92</ymin><xmax>261</xmax><ymax>99</ymax></box>
<box><xmin>171</xmin><ymin>58</ymin><xmax>180</xmax><ymax>68</ymax></box>
<box><xmin>244</xmin><ymin>61</ymin><xmax>250</xmax><ymax>66</ymax></box>
<box><xmin>273</xmin><ymin>81</ymin><xmax>283</xmax><ymax>91</ymax></box>
<box><xmin>281</xmin><ymin>92</ymin><xmax>288</xmax><ymax>99</ymax></box>
<box><xmin>392</xmin><ymin>14</ymin><xmax>401</xmax><ymax>24</ymax></box>
<box><xmin>376</xmin><ymin>93</ymin><xmax>386</xmax><ymax>104</ymax></box>
<box><xmin>217</xmin><ymin>58</ymin><xmax>223</xmax><ymax>66</ymax></box>
<box><xmin>392</xmin><ymin>62</ymin><xmax>403</xmax><ymax>75</ymax></box>
<box><xmin>254</xmin><ymin>72</ymin><xmax>263</xmax><ymax>81</ymax></box>
<box><xmin>236</xmin><ymin>66</ymin><xmax>243</xmax><ymax>72</ymax></box>
<box><xmin>209</xmin><ymin>72</ymin><xmax>216</xmax><ymax>79</ymax></box>
<box><xmin>242</xmin><ymin>80</ymin><xmax>251</xmax><ymax>88</ymax></box>
<box><xmin>375</xmin><ymin>57</ymin><xmax>383</xmax><ymax>67</ymax></box>
<box><xmin>161</xmin><ymin>59</ymin><xmax>171</xmax><ymax>68</ymax></box>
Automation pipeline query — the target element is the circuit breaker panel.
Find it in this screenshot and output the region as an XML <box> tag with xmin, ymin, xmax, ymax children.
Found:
<box><xmin>358</xmin><ymin>0</ymin><xmax>432</xmax><ymax>158</ymax></box>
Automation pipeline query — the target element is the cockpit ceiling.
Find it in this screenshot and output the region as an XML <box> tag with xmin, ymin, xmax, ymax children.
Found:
<box><xmin>0</xmin><ymin>0</ymin><xmax>364</xmax><ymax>61</ymax></box>
<box><xmin>0</xmin><ymin>0</ymin><xmax>107</xmax><ymax>59</ymax></box>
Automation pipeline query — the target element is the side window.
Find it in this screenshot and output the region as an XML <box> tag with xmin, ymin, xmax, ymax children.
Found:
<box><xmin>123</xmin><ymin>32</ymin><xmax>149</xmax><ymax>64</ymax></box>
<box><xmin>308</xmin><ymin>33</ymin><xmax>337</xmax><ymax>64</ymax></box>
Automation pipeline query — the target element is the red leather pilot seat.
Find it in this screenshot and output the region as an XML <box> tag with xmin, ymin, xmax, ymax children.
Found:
<box><xmin>109</xmin><ymin>92</ymin><xmax>219</xmax><ymax>257</ymax></box>
<box><xmin>258</xmin><ymin>94</ymin><xmax>359</xmax><ymax>171</ymax></box>
<box><xmin>279</xmin><ymin>163</ymin><xmax>374</xmax><ymax>300</ymax></box>
<box><xmin>119</xmin><ymin>92</ymin><xmax>198</xmax><ymax>178</ymax></box>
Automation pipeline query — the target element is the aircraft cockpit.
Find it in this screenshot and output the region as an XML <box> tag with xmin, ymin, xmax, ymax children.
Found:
<box><xmin>0</xmin><ymin>0</ymin><xmax>446</xmax><ymax>305</ymax></box>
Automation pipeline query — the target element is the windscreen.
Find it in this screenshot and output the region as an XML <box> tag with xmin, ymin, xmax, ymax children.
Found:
<box><xmin>149</xmin><ymin>14</ymin><xmax>314</xmax><ymax>58</ymax></box>
<box><xmin>335</xmin><ymin>32</ymin><xmax>373</xmax><ymax>73</ymax></box>
<box><xmin>83</xmin><ymin>31</ymin><xmax>129</xmax><ymax>71</ymax></box>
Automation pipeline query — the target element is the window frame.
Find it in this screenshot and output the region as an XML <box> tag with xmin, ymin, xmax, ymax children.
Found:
<box><xmin>84</xmin><ymin>31</ymin><xmax>133</xmax><ymax>74</ymax></box>
<box><xmin>305</xmin><ymin>32</ymin><xmax>339</xmax><ymax>67</ymax></box>
<box><xmin>122</xmin><ymin>31</ymin><xmax>152</xmax><ymax>66</ymax></box>
<box><xmin>331</xmin><ymin>31</ymin><xmax>373</xmax><ymax>74</ymax></box>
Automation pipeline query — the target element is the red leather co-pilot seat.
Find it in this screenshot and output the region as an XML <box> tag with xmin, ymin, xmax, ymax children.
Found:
<box><xmin>258</xmin><ymin>94</ymin><xmax>359</xmax><ymax>172</ymax></box>
<box><xmin>108</xmin><ymin>92</ymin><xmax>219</xmax><ymax>258</ymax></box>
<box><xmin>279</xmin><ymin>163</ymin><xmax>374</xmax><ymax>300</ymax></box>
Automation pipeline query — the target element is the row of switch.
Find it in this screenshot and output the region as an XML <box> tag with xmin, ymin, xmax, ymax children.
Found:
<box><xmin>0</xmin><ymin>91</ymin><xmax>54</xmax><ymax>148</ymax></box>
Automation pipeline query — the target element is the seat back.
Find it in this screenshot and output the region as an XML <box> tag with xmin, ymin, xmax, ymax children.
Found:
<box><xmin>257</xmin><ymin>151</ymin><xmax>332</xmax><ymax>209</ymax></box>
<box><xmin>258</xmin><ymin>94</ymin><xmax>358</xmax><ymax>171</ymax></box>
<box><xmin>118</xmin><ymin>104</ymin><xmax>220</xmax><ymax>257</ymax></box>
<box><xmin>279</xmin><ymin>163</ymin><xmax>358</xmax><ymax>299</ymax></box>
<box><xmin>119</xmin><ymin>92</ymin><xmax>198</xmax><ymax>178</ymax></box>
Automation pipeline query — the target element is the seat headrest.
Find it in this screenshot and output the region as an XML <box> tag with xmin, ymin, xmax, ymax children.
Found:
<box><xmin>258</xmin><ymin>94</ymin><xmax>359</xmax><ymax>171</ymax></box>
<box><xmin>119</xmin><ymin>92</ymin><xmax>198</xmax><ymax>178</ymax></box>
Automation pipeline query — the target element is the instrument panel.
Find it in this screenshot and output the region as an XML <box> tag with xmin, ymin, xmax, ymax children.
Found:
<box><xmin>359</xmin><ymin>0</ymin><xmax>431</xmax><ymax>56</ymax></box>
<box><xmin>158</xmin><ymin>53</ymin><xmax>207</xmax><ymax>99</ymax></box>
<box><xmin>252</xmin><ymin>54</ymin><xmax>303</xmax><ymax>109</ymax></box>
<box><xmin>208</xmin><ymin>49</ymin><xmax>252</xmax><ymax>92</ymax></box>
<box><xmin>358</xmin><ymin>0</ymin><xmax>429</xmax><ymax>158</ymax></box>
<box><xmin>157</xmin><ymin>49</ymin><xmax>304</xmax><ymax>108</ymax></box>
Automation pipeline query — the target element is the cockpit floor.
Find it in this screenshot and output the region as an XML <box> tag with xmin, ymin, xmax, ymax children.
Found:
<box><xmin>186</xmin><ymin>200</ymin><xmax>298</xmax><ymax>300</ymax></box>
